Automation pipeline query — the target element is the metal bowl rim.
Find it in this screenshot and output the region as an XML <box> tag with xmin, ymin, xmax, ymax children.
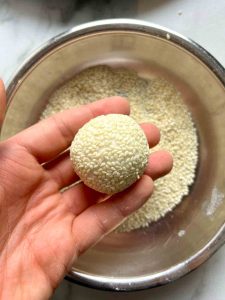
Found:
<box><xmin>5</xmin><ymin>18</ymin><xmax>225</xmax><ymax>291</ymax></box>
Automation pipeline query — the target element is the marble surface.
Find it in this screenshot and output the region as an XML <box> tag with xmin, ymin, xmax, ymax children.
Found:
<box><xmin>0</xmin><ymin>0</ymin><xmax>224</xmax><ymax>299</ymax></box>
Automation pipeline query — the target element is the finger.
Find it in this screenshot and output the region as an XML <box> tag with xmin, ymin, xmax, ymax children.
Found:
<box><xmin>140</xmin><ymin>123</ymin><xmax>160</xmax><ymax>148</ymax></box>
<box><xmin>72</xmin><ymin>175</ymin><xmax>153</xmax><ymax>256</ymax></box>
<box><xmin>62</xmin><ymin>182</ymin><xmax>106</xmax><ymax>216</ymax></box>
<box><xmin>9</xmin><ymin>97</ymin><xmax>130</xmax><ymax>163</ymax></box>
<box><xmin>44</xmin><ymin>150</ymin><xmax>79</xmax><ymax>188</ymax></box>
<box><xmin>145</xmin><ymin>150</ymin><xmax>173</xmax><ymax>180</ymax></box>
<box><xmin>0</xmin><ymin>79</ymin><xmax>6</xmax><ymax>125</ymax></box>
<box><xmin>46</xmin><ymin>122</ymin><xmax>160</xmax><ymax>189</ymax></box>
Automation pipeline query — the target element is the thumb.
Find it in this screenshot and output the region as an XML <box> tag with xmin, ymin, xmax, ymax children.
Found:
<box><xmin>0</xmin><ymin>79</ymin><xmax>6</xmax><ymax>126</ymax></box>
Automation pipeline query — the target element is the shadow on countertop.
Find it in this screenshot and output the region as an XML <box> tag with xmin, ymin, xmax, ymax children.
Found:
<box><xmin>0</xmin><ymin>0</ymin><xmax>175</xmax><ymax>24</ymax></box>
<box><xmin>47</xmin><ymin>0</ymin><xmax>175</xmax><ymax>22</ymax></box>
<box><xmin>0</xmin><ymin>0</ymin><xmax>138</xmax><ymax>23</ymax></box>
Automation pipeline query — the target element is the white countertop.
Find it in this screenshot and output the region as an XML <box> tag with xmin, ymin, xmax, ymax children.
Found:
<box><xmin>0</xmin><ymin>0</ymin><xmax>224</xmax><ymax>299</ymax></box>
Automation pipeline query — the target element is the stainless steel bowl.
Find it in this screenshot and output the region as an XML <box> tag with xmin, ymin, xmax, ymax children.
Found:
<box><xmin>1</xmin><ymin>19</ymin><xmax>225</xmax><ymax>291</ymax></box>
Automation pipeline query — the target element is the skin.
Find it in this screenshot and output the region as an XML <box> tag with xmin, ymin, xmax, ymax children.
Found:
<box><xmin>0</xmin><ymin>80</ymin><xmax>173</xmax><ymax>300</ymax></box>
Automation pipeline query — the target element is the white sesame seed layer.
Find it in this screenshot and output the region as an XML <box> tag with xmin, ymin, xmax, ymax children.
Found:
<box><xmin>70</xmin><ymin>114</ymin><xmax>149</xmax><ymax>195</ymax></box>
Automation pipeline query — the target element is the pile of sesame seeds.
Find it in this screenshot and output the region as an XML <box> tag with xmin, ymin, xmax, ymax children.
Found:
<box><xmin>41</xmin><ymin>65</ymin><xmax>198</xmax><ymax>232</ymax></box>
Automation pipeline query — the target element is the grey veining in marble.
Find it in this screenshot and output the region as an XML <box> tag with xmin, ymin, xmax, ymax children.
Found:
<box><xmin>0</xmin><ymin>0</ymin><xmax>225</xmax><ymax>299</ymax></box>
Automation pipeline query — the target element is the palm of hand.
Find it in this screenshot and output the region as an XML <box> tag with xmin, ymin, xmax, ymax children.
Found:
<box><xmin>0</xmin><ymin>85</ymin><xmax>172</xmax><ymax>300</ymax></box>
<box><xmin>0</xmin><ymin>143</ymin><xmax>79</xmax><ymax>296</ymax></box>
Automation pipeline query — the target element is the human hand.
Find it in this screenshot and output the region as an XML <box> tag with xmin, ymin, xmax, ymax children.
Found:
<box><xmin>0</xmin><ymin>80</ymin><xmax>172</xmax><ymax>300</ymax></box>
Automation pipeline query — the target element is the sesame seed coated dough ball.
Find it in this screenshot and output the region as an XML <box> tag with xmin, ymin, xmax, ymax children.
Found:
<box><xmin>70</xmin><ymin>114</ymin><xmax>149</xmax><ymax>195</ymax></box>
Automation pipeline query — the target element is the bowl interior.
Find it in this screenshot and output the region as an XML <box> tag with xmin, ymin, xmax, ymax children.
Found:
<box><xmin>2</xmin><ymin>27</ymin><xmax>225</xmax><ymax>289</ymax></box>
